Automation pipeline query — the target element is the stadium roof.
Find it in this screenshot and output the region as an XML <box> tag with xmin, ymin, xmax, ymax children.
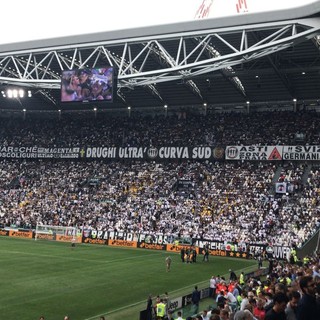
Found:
<box><xmin>0</xmin><ymin>1</ymin><xmax>320</xmax><ymax>113</ymax></box>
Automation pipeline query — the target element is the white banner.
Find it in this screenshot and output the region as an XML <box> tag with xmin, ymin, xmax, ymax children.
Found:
<box><xmin>167</xmin><ymin>297</ymin><xmax>183</xmax><ymax>312</ymax></box>
<box><xmin>226</xmin><ymin>145</ymin><xmax>320</xmax><ymax>161</ymax></box>
<box><xmin>225</xmin><ymin>146</ymin><xmax>282</xmax><ymax>160</ymax></box>
<box><xmin>275</xmin><ymin>182</ymin><xmax>287</xmax><ymax>194</ymax></box>
<box><xmin>282</xmin><ymin>146</ymin><xmax>320</xmax><ymax>161</ymax></box>
<box><xmin>0</xmin><ymin>146</ymin><xmax>80</xmax><ymax>159</ymax></box>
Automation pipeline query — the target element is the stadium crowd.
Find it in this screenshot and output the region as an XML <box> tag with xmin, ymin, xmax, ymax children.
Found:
<box><xmin>0</xmin><ymin>110</ymin><xmax>319</xmax><ymax>249</ymax></box>
<box><xmin>154</xmin><ymin>251</ymin><xmax>320</xmax><ymax>320</ymax></box>
<box><xmin>0</xmin><ymin>109</ymin><xmax>320</xmax><ymax>147</ymax></box>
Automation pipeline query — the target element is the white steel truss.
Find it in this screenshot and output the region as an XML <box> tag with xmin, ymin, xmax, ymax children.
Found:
<box><xmin>0</xmin><ymin>18</ymin><xmax>319</xmax><ymax>91</ymax></box>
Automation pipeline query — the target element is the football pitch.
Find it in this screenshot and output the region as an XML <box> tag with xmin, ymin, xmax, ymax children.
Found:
<box><xmin>0</xmin><ymin>237</ymin><xmax>257</xmax><ymax>320</ymax></box>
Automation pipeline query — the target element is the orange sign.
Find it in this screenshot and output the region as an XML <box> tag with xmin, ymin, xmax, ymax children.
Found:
<box><xmin>108</xmin><ymin>239</ymin><xmax>137</xmax><ymax>248</ymax></box>
<box><xmin>9</xmin><ymin>230</ymin><xmax>33</xmax><ymax>239</ymax></box>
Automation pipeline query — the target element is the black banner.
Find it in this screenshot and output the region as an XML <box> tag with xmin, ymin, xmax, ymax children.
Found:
<box><xmin>83</xmin><ymin>146</ymin><xmax>224</xmax><ymax>160</ymax></box>
<box><xmin>1</xmin><ymin>227</ymin><xmax>290</xmax><ymax>261</ymax></box>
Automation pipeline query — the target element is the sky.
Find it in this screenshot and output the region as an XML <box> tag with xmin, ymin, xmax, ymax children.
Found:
<box><xmin>0</xmin><ymin>0</ymin><xmax>318</xmax><ymax>45</ymax></box>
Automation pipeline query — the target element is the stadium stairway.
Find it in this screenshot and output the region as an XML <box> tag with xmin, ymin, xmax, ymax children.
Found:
<box><xmin>269</xmin><ymin>165</ymin><xmax>284</xmax><ymax>193</ymax></box>
<box><xmin>272</xmin><ymin>165</ymin><xmax>283</xmax><ymax>184</ymax></box>
<box><xmin>301</xmin><ymin>164</ymin><xmax>312</xmax><ymax>185</ymax></box>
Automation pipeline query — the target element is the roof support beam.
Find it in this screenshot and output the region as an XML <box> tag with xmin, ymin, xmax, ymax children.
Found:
<box><xmin>0</xmin><ymin>18</ymin><xmax>318</xmax><ymax>92</ymax></box>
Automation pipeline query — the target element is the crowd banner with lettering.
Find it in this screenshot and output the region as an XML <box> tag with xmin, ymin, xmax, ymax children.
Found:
<box><xmin>282</xmin><ymin>145</ymin><xmax>320</xmax><ymax>160</ymax></box>
<box><xmin>0</xmin><ymin>146</ymin><xmax>80</xmax><ymax>159</ymax></box>
<box><xmin>0</xmin><ymin>146</ymin><xmax>226</xmax><ymax>160</ymax></box>
<box><xmin>82</xmin><ymin>230</ymin><xmax>169</xmax><ymax>249</ymax></box>
<box><xmin>3</xmin><ymin>145</ymin><xmax>320</xmax><ymax>161</ymax></box>
<box><xmin>83</xmin><ymin>230</ymin><xmax>174</xmax><ymax>245</ymax></box>
<box><xmin>225</xmin><ymin>146</ymin><xmax>283</xmax><ymax>160</ymax></box>
<box><xmin>81</xmin><ymin>230</ymin><xmax>291</xmax><ymax>260</ymax></box>
<box><xmin>0</xmin><ymin>228</ymin><xmax>291</xmax><ymax>261</ymax></box>
<box><xmin>84</xmin><ymin>146</ymin><xmax>225</xmax><ymax>160</ymax></box>
<box><xmin>226</xmin><ymin>145</ymin><xmax>320</xmax><ymax>161</ymax></box>
<box><xmin>193</xmin><ymin>240</ymin><xmax>290</xmax><ymax>260</ymax></box>
<box><xmin>83</xmin><ymin>230</ymin><xmax>291</xmax><ymax>260</ymax></box>
<box><xmin>194</xmin><ymin>239</ymin><xmax>247</xmax><ymax>252</ymax></box>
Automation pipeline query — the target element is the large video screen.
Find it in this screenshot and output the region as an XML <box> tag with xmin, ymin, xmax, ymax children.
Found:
<box><xmin>61</xmin><ymin>67</ymin><xmax>114</xmax><ymax>103</ymax></box>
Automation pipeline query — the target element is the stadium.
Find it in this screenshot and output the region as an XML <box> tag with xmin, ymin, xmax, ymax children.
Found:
<box><xmin>0</xmin><ymin>1</ymin><xmax>320</xmax><ymax>320</ymax></box>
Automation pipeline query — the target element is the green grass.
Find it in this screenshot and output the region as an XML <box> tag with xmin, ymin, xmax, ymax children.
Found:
<box><xmin>0</xmin><ymin>237</ymin><xmax>257</xmax><ymax>320</ymax></box>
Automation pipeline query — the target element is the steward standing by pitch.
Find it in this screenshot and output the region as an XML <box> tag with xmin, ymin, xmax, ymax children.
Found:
<box><xmin>156</xmin><ymin>298</ymin><xmax>166</xmax><ymax>319</ymax></box>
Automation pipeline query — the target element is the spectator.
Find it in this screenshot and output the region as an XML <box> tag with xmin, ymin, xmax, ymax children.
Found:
<box><xmin>224</xmin><ymin>290</ymin><xmax>238</xmax><ymax>312</ymax></box>
<box><xmin>285</xmin><ymin>291</ymin><xmax>300</xmax><ymax>320</ymax></box>
<box><xmin>175</xmin><ymin>311</ymin><xmax>184</xmax><ymax>320</ymax></box>
<box><xmin>201</xmin><ymin>309</ymin><xmax>209</xmax><ymax>320</ymax></box>
<box><xmin>146</xmin><ymin>294</ymin><xmax>153</xmax><ymax>320</ymax></box>
<box><xmin>265</xmin><ymin>292</ymin><xmax>288</xmax><ymax>320</ymax></box>
<box><xmin>296</xmin><ymin>276</ymin><xmax>320</xmax><ymax>320</ymax></box>
<box><xmin>191</xmin><ymin>286</ymin><xmax>201</xmax><ymax>315</ymax></box>
<box><xmin>253</xmin><ymin>298</ymin><xmax>266</xmax><ymax>320</ymax></box>
<box><xmin>240</xmin><ymin>291</ymin><xmax>250</xmax><ymax>311</ymax></box>
<box><xmin>209</xmin><ymin>276</ymin><xmax>217</xmax><ymax>299</ymax></box>
<box><xmin>165</xmin><ymin>256</ymin><xmax>172</xmax><ymax>272</ymax></box>
<box><xmin>234</xmin><ymin>309</ymin><xmax>254</xmax><ymax>320</ymax></box>
<box><xmin>219</xmin><ymin>308</ymin><xmax>230</xmax><ymax>320</ymax></box>
<box><xmin>229</xmin><ymin>269</ymin><xmax>238</xmax><ymax>282</ymax></box>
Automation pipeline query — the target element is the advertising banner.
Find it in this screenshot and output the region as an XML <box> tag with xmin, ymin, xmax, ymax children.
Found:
<box><xmin>137</xmin><ymin>242</ymin><xmax>166</xmax><ymax>251</ymax></box>
<box><xmin>166</xmin><ymin>244</ymin><xmax>199</xmax><ymax>254</ymax></box>
<box><xmin>0</xmin><ymin>229</ymin><xmax>10</xmax><ymax>237</ymax></box>
<box><xmin>82</xmin><ymin>237</ymin><xmax>108</xmax><ymax>245</ymax></box>
<box><xmin>82</xmin><ymin>230</ymin><xmax>290</xmax><ymax>260</ymax></box>
<box><xmin>1</xmin><ymin>227</ymin><xmax>291</xmax><ymax>261</ymax></box>
<box><xmin>36</xmin><ymin>233</ymin><xmax>55</xmax><ymax>241</ymax></box>
<box><xmin>9</xmin><ymin>230</ymin><xmax>33</xmax><ymax>239</ymax></box>
<box><xmin>55</xmin><ymin>235</ymin><xmax>82</xmax><ymax>243</ymax></box>
<box><xmin>108</xmin><ymin>239</ymin><xmax>137</xmax><ymax>248</ymax></box>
